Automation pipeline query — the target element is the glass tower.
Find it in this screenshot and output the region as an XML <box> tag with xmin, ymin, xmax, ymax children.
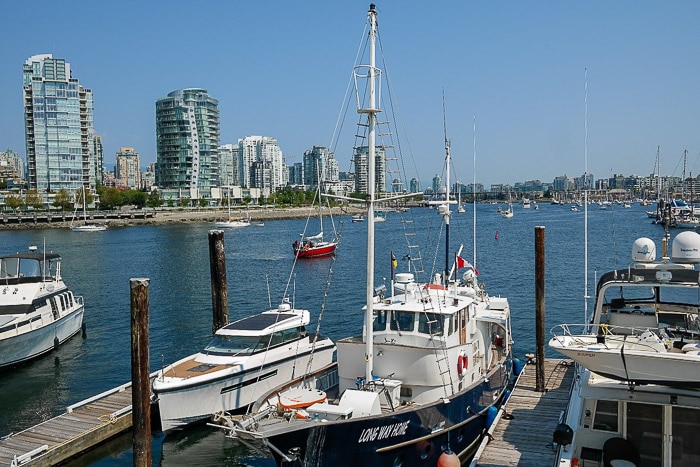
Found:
<box><xmin>23</xmin><ymin>54</ymin><xmax>96</xmax><ymax>195</ymax></box>
<box><xmin>155</xmin><ymin>88</ymin><xmax>220</xmax><ymax>200</ymax></box>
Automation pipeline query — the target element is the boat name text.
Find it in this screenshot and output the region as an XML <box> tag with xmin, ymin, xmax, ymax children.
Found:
<box><xmin>358</xmin><ymin>421</ymin><xmax>410</xmax><ymax>443</ymax></box>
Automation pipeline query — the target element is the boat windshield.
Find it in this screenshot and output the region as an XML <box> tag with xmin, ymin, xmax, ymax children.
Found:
<box><xmin>204</xmin><ymin>327</ymin><xmax>305</xmax><ymax>356</ymax></box>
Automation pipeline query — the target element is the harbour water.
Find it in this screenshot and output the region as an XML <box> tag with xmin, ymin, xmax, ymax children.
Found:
<box><xmin>0</xmin><ymin>202</ymin><xmax>661</xmax><ymax>465</ymax></box>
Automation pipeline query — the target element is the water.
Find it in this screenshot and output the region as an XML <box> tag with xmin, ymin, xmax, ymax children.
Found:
<box><xmin>0</xmin><ymin>202</ymin><xmax>662</xmax><ymax>465</ymax></box>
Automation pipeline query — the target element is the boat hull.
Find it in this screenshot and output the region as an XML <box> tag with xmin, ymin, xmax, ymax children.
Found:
<box><xmin>154</xmin><ymin>343</ymin><xmax>336</xmax><ymax>432</ymax></box>
<box><xmin>0</xmin><ymin>307</ymin><xmax>84</xmax><ymax>369</ymax></box>
<box><xmin>294</xmin><ymin>243</ymin><xmax>337</xmax><ymax>258</ymax></box>
<box><xmin>261</xmin><ymin>362</ymin><xmax>511</xmax><ymax>467</ymax></box>
<box><xmin>549</xmin><ymin>336</ymin><xmax>700</xmax><ymax>387</ymax></box>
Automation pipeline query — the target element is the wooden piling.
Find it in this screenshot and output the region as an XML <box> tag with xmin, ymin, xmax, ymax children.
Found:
<box><xmin>535</xmin><ymin>226</ymin><xmax>546</xmax><ymax>392</ymax></box>
<box><xmin>130</xmin><ymin>278</ymin><xmax>151</xmax><ymax>467</ymax></box>
<box><xmin>209</xmin><ymin>230</ymin><xmax>229</xmax><ymax>334</ymax></box>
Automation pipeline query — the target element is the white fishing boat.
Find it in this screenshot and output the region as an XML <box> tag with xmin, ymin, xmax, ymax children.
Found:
<box><xmin>211</xmin><ymin>6</ymin><xmax>517</xmax><ymax>465</ymax></box>
<box><xmin>0</xmin><ymin>246</ymin><xmax>85</xmax><ymax>369</ymax></box>
<box><xmin>152</xmin><ymin>299</ymin><xmax>336</xmax><ymax>433</ymax></box>
<box><xmin>70</xmin><ymin>186</ymin><xmax>107</xmax><ymax>232</ymax></box>
<box><xmin>549</xmin><ymin>231</ymin><xmax>700</xmax><ymax>466</ymax></box>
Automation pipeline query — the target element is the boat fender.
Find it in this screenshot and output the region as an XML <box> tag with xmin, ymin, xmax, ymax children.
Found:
<box><xmin>295</xmin><ymin>409</ymin><xmax>310</xmax><ymax>420</ymax></box>
<box><xmin>437</xmin><ymin>450</ymin><xmax>460</xmax><ymax>467</ymax></box>
<box><xmin>457</xmin><ymin>349</ymin><xmax>468</xmax><ymax>377</ymax></box>
<box><xmin>486</xmin><ymin>406</ymin><xmax>498</xmax><ymax>428</ymax></box>
<box><xmin>53</xmin><ymin>336</ymin><xmax>59</xmax><ymax>351</ymax></box>
<box><xmin>513</xmin><ymin>358</ymin><xmax>524</xmax><ymax>376</ymax></box>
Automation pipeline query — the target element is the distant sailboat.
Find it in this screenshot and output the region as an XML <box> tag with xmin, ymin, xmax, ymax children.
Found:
<box><xmin>70</xmin><ymin>186</ymin><xmax>108</xmax><ymax>232</ymax></box>
<box><xmin>214</xmin><ymin>187</ymin><xmax>251</xmax><ymax>228</ymax></box>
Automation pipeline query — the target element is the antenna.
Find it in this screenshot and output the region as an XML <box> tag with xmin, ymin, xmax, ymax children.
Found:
<box><xmin>583</xmin><ymin>68</ymin><xmax>590</xmax><ymax>326</ymax></box>
<box><xmin>473</xmin><ymin>114</ymin><xmax>477</xmax><ymax>267</ymax></box>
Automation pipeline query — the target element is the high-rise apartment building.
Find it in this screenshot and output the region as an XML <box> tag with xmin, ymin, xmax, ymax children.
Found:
<box><xmin>237</xmin><ymin>136</ymin><xmax>284</xmax><ymax>194</ymax></box>
<box><xmin>115</xmin><ymin>147</ymin><xmax>141</xmax><ymax>189</ymax></box>
<box><xmin>353</xmin><ymin>145</ymin><xmax>386</xmax><ymax>195</ymax></box>
<box><xmin>218</xmin><ymin>144</ymin><xmax>240</xmax><ymax>186</ymax></box>
<box><xmin>23</xmin><ymin>54</ymin><xmax>97</xmax><ymax>195</ymax></box>
<box><xmin>155</xmin><ymin>88</ymin><xmax>220</xmax><ymax>200</ymax></box>
<box><xmin>302</xmin><ymin>146</ymin><xmax>340</xmax><ymax>189</ymax></box>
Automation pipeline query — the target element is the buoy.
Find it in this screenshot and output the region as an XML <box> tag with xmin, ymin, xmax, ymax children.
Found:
<box><xmin>495</xmin><ymin>230</ymin><xmax>499</xmax><ymax>240</ymax></box>
<box><xmin>437</xmin><ymin>450</ymin><xmax>460</xmax><ymax>467</ymax></box>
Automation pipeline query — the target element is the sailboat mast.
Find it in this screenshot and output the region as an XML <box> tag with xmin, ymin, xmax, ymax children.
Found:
<box><xmin>363</xmin><ymin>3</ymin><xmax>379</xmax><ymax>384</ymax></box>
<box><xmin>442</xmin><ymin>93</ymin><xmax>451</xmax><ymax>280</ymax></box>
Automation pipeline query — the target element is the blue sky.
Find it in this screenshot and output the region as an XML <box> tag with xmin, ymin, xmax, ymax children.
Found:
<box><xmin>1</xmin><ymin>0</ymin><xmax>699</xmax><ymax>187</ymax></box>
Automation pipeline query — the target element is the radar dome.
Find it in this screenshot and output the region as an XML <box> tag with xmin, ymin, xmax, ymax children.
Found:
<box><xmin>632</xmin><ymin>237</ymin><xmax>656</xmax><ymax>263</ymax></box>
<box><xmin>672</xmin><ymin>231</ymin><xmax>700</xmax><ymax>263</ymax></box>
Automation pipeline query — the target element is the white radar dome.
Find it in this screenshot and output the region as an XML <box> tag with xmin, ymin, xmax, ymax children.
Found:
<box><xmin>632</xmin><ymin>237</ymin><xmax>656</xmax><ymax>263</ymax></box>
<box><xmin>672</xmin><ymin>231</ymin><xmax>700</xmax><ymax>263</ymax></box>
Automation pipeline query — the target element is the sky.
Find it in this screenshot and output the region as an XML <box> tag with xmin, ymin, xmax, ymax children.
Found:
<box><xmin>1</xmin><ymin>0</ymin><xmax>699</xmax><ymax>188</ymax></box>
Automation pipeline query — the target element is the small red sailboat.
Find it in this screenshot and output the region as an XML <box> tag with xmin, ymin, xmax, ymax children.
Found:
<box><xmin>293</xmin><ymin>181</ymin><xmax>339</xmax><ymax>259</ymax></box>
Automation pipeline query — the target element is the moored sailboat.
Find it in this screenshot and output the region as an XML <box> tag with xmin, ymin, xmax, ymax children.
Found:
<box><xmin>293</xmin><ymin>180</ymin><xmax>339</xmax><ymax>259</ymax></box>
<box><xmin>211</xmin><ymin>5</ymin><xmax>517</xmax><ymax>465</ymax></box>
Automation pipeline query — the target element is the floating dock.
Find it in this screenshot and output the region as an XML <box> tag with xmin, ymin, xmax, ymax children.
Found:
<box><xmin>473</xmin><ymin>358</ymin><xmax>575</xmax><ymax>467</ymax></box>
<box><xmin>0</xmin><ymin>381</ymin><xmax>138</xmax><ymax>466</ymax></box>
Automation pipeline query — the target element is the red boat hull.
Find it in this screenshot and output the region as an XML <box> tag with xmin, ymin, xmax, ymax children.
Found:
<box><xmin>293</xmin><ymin>242</ymin><xmax>337</xmax><ymax>258</ymax></box>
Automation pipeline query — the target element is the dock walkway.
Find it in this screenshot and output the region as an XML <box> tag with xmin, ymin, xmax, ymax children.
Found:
<box><xmin>474</xmin><ymin>358</ymin><xmax>575</xmax><ymax>467</ymax></box>
<box><xmin>0</xmin><ymin>381</ymin><xmax>136</xmax><ymax>466</ymax></box>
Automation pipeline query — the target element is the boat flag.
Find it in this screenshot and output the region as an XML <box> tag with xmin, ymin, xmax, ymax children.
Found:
<box><xmin>456</xmin><ymin>256</ymin><xmax>479</xmax><ymax>275</ymax></box>
<box><xmin>391</xmin><ymin>251</ymin><xmax>397</xmax><ymax>279</ymax></box>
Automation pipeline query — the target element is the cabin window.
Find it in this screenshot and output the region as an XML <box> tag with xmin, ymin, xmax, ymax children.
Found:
<box><xmin>373</xmin><ymin>310</ymin><xmax>388</xmax><ymax>332</ymax></box>
<box><xmin>592</xmin><ymin>399</ymin><xmax>618</xmax><ymax>431</ymax></box>
<box><xmin>390</xmin><ymin>311</ymin><xmax>414</xmax><ymax>332</ymax></box>
<box><xmin>59</xmin><ymin>294</ymin><xmax>66</xmax><ymax>310</ymax></box>
<box><xmin>281</xmin><ymin>328</ymin><xmax>300</xmax><ymax>343</ymax></box>
<box><xmin>0</xmin><ymin>258</ymin><xmax>19</xmax><ymax>278</ymax></box>
<box><xmin>418</xmin><ymin>313</ymin><xmax>443</xmax><ymax>336</ymax></box>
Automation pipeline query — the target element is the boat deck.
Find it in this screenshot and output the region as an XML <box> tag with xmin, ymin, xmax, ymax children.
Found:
<box><xmin>475</xmin><ymin>358</ymin><xmax>575</xmax><ymax>467</ymax></box>
<box><xmin>0</xmin><ymin>379</ymin><xmax>150</xmax><ymax>466</ymax></box>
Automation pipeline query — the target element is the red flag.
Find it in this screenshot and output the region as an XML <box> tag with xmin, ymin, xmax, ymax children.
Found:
<box><xmin>457</xmin><ymin>256</ymin><xmax>479</xmax><ymax>275</ymax></box>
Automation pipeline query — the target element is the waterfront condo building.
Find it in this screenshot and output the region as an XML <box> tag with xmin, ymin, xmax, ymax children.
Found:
<box><xmin>353</xmin><ymin>145</ymin><xmax>386</xmax><ymax>195</ymax></box>
<box><xmin>115</xmin><ymin>147</ymin><xmax>141</xmax><ymax>190</ymax></box>
<box><xmin>238</xmin><ymin>136</ymin><xmax>285</xmax><ymax>196</ymax></box>
<box><xmin>155</xmin><ymin>88</ymin><xmax>220</xmax><ymax>202</ymax></box>
<box><xmin>23</xmin><ymin>54</ymin><xmax>97</xmax><ymax>195</ymax></box>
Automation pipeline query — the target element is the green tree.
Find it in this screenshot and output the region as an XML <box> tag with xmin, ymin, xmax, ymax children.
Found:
<box><xmin>25</xmin><ymin>189</ymin><xmax>44</xmax><ymax>210</ymax></box>
<box><xmin>146</xmin><ymin>190</ymin><xmax>163</xmax><ymax>208</ymax></box>
<box><xmin>53</xmin><ymin>189</ymin><xmax>72</xmax><ymax>211</ymax></box>
<box><xmin>5</xmin><ymin>194</ymin><xmax>23</xmax><ymax>211</ymax></box>
<box><xmin>198</xmin><ymin>198</ymin><xmax>207</xmax><ymax>208</ymax></box>
<box><xmin>99</xmin><ymin>188</ymin><xmax>123</xmax><ymax>210</ymax></box>
<box><xmin>178</xmin><ymin>197</ymin><xmax>190</xmax><ymax>207</ymax></box>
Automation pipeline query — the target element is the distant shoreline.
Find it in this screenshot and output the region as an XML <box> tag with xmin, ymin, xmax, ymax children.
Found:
<box><xmin>0</xmin><ymin>205</ymin><xmax>367</xmax><ymax>230</ymax></box>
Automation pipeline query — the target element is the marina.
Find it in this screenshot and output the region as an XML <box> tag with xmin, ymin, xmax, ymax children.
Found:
<box><xmin>0</xmin><ymin>201</ymin><xmax>674</xmax><ymax>465</ymax></box>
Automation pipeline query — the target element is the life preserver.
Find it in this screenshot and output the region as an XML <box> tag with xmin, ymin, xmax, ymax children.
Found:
<box><xmin>456</xmin><ymin>349</ymin><xmax>468</xmax><ymax>377</ymax></box>
<box><xmin>304</xmin><ymin>244</ymin><xmax>310</xmax><ymax>251</ymax></box>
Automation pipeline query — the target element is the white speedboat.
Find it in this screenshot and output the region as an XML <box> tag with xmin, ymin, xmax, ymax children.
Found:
<box><xmin>0</xmin><ymin>246</ymin><xmax>85</xmax><ymax>369</ymax></box>
<box><xmin>550</xmin><ymin>231</ymin><xmax>700</xmax><ymax>466</ymax></box>
<box><xmin>152</xmin><ymin>300</ymin><xmax>336</xmax><ymax>433</ymax></box>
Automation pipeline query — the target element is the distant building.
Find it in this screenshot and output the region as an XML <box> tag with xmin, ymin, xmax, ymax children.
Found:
<box><xmin>238</xmin><ymin>136</ymin><xmax>284</xmax><ymax>194</ymax></box>
<box><xmin>23</xmin><ymin>54</ymin><xmax>97</xmax><ymax>195</ymax></box>
<box><xmin>409</xmin><ymin>177</ymin><xmax>420</xmax><ymax>193</ymax></box>
<box><xmin>0</xmin><ymin>149</ymin><xmax>25</xmax><ymax>183</ymax></box>
<box><xmin>288</xmin><ymin>162</ymin><xmax>303</xmax><ymax>186</ymax></box>
<box><xmin>142</xmin><ymin>163</ymin><xmax>156</xmax><ymax>191</ymax></box>
<box><xmin>303</xmin><ymin>146</ymin><xmax>339</xmax><ymax>189</ymax></box>
<box><xmin>432</xmin><ymin>174</ymin><xmax>442</xmax><ymax>194</ymax></box>
<box><xmin>353</xmin><ymin>145</ymin><xmax>386</xmax><ymax>194</ymax></box>
<box><xmin>94</xmin><ymin>136</ymin><xmax>104</xmax><ymax>186</ymax></box>
<box><xmin>218</xmin><ymin>144</ymin><xmax>239</xmax><ymax>186</ymax></box>
<box><xmin>115</xmin><ymin>147</ymin><xmax>141</xmax><ymax>190</ymax></box>
<box><xmin>155</xmin><ymin>88</ymin><xmax>220</xmax><ymax>202</ymax></box>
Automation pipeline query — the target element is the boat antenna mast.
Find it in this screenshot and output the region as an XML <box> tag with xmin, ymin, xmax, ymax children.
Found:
<box><xmin>583</xmin><ymin>68</ymin><xmax>590</xmax><ymax>326</ymax></box>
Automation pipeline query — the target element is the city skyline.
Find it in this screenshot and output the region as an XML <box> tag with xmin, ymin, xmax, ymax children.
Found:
<box><xmin>1</xmin><ymin>1</ymin><xmax>699</xmax><ymax>188</ymax></box>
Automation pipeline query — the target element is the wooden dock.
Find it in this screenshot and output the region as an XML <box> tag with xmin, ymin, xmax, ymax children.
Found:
<box><xmin>473</xmin><ymin>358</ymin><xmax>575</xmax><ymax>467</ymax></box>
<box><xmin>0</xmin><ymin>381</ymin><xmax>136</xmax><ymax>466</ymax></box>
